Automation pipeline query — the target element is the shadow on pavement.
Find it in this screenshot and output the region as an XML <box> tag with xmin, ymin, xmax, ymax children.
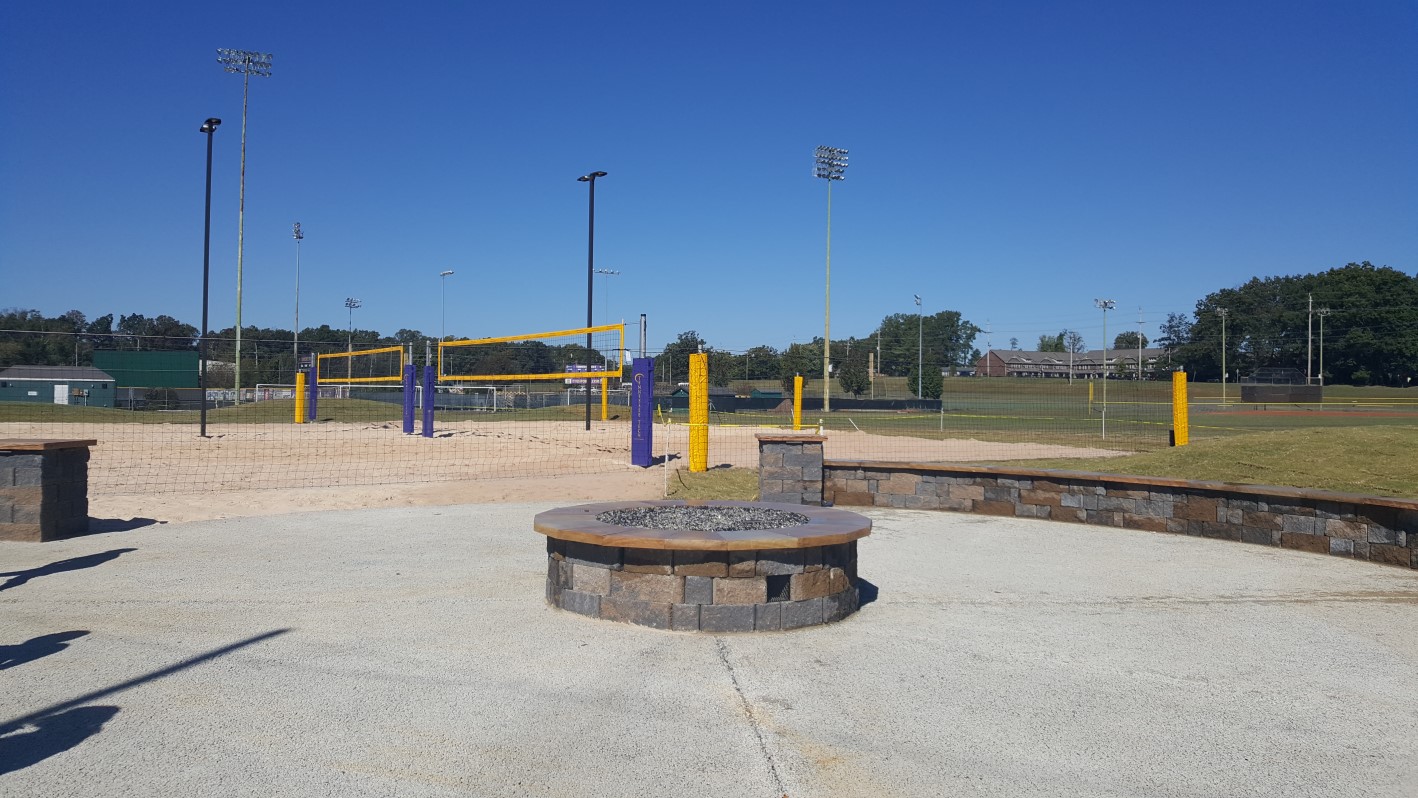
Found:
<box><xmin>0</xmin><ymin>549</ymin><xmax>138</xmax><ymax>592</ymax></box>
<box><xmin>0</xmin><ymin>629</ymin><xmax>291</xmax><ymax>774</ymax></box>
<box><xmin>0</xmin><ymin>706</ymin><xmax>119</xmax><ymax>776</ymax></box>
<box><xmin>87</xmin><ymin>517</ymin><xmax>161</xmax><ymax>534</ymax></box>
<box><xmin>0</xmin><ymin>631</ymin><xmax>90</xmax><ymax>670</ymax></box>
<box><xmin>857</xmin><ymin>577</ymin><xmax>880</xmax><ymax>607</ymax></box>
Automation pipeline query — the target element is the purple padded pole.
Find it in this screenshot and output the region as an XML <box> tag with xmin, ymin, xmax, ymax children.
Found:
<box><xmin>630</xmin><ymin>357</ymin><xmax>654</xmax><ymax>467</ymax></box>
<box><xmin>307</xmin><ymin>366</ymin><xmax>318</xmax><ymax>421</ymax></box>
<box><xmin>421</xmin><ymin>365</ymin><xmax>435</xmax><ymax>438</ymax></box>
<box><xmin>402</xmin><ymin>363</ymin><xmax>416</xmax><ymax>434</ymax></box>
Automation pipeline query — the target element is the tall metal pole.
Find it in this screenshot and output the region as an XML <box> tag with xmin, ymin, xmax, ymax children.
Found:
<box><xmin>594</xmin><ymin>268</ymin><xmax>620</xmax><ymax>324</ymax></box>
<box><xmin>439</xmin><ymin>270</ymin><xmax>454</xmax><ymax>341</ymax></box>
<box><xmin>199</xmin><ymin>118</ymin><xmax>221</xmax><ymax>438</ymax></box>
<box><xmin>217</xmin><ymin>49</ymin><xmax>273</xmax><ymax>402</ymax></box>
<box><xmin>914</xmin><ymin>294</ymin><xmax>923</xmax><ymax>397</ymax></box>
<box><xmin>1217</xmin><ymin>307</ymin><xmax>1229</xmax><ymax>404</ymax></box>
<box><xmin>1317</xmin><ymin>307</ymin><xmax>1330</xmax><ymax>386</ymax></box>
<box><xmin>292</xmin><ymin>222</ymin><xmax>303</xmax><ymax>375</ymax></box>
<box><xmin>1095</xmin><ymin>299</ymin><xmax>1116</xmax><ymax>438</ymax></box>
<box><xmin>814</xmin><ymin>146</ymin><xmax>848</xmax><ymax>413</ymax></box>
<box><xmin>1307</xmin><ymin>293</ymin><xmax>1313</xmax><ymax>385</ymax></box>
<box><xmin>1137</xmin><ymin>308</ymin><xmax>1144</xmax><ymax>381</ymax></box>
<box><xmin>577</xmin><ymin>171</ymin><xmax>607</xmax><ymax>431</ymax></box>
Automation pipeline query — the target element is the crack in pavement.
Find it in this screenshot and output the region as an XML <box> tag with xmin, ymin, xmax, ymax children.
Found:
<box><xmin>715</xmin><ymin>637</ymin><xmax>787</xmax><ymax>797</ymax></box>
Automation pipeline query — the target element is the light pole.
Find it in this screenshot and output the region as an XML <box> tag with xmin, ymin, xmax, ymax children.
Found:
<box><xmin>217</xmin><ymin>48</ymin><xmax>273</xmax><ymax>402</ymax></box>
<box><xmin>439</xmin><ymin>270</ymin><xmax>455</xmax><ymax>342</ymax></box>
<box><xmin>345</xmin><ymin>297</ymin><xmax>361</xmax><ymax>383</ymax></box>
<box><xmin>1317</xmin><ymin>307</ymin><xmax>1330</xmax><ymax>386</ymax></box>
<box><xmin>577</xmin><ymin>170</ymin><xmax>607</xmax><ymax>431</ymax></box>
<box><xmin>814</xmin><ymin>145</ymin><xmax>848</xmax><ymax>413</ymax></box>
<box><xmin>1217</xmin><ymin>307</ymin><xmax>1229</xmax><ymax>404</ymax></box>
<box><xmin>1095</xmin><ymin>299</ymin><xmax>1116</xmax><ymax>438</ymax></box>
<box><xmin>199</xmin><ymin>118</ymin><xmax>221</xmax><ymax>438</ymax></box>
<box><xmin>292</xmin><ymin>222</ymin><xmax>303</xmax><ymax>375</ymax></box>
<box><xmin>914</xmin><ymin>294</ymin><xmax>923</xmax><ymax>398</ymax></box>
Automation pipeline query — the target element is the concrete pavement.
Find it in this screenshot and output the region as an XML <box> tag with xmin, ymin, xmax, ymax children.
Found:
<box><xmin>3</xmin><ymin>503</ymin><xmax>1417</xmax><ymax>797</ymax></box>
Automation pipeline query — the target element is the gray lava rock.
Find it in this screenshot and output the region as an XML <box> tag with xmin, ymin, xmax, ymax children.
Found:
<box><xmin>597</xmin><ymin>506</ymin><xmax>809</xmax><ymax>532</ymax></box>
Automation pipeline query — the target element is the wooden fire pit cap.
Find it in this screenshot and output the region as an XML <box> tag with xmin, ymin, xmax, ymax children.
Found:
<box><xmin>533</xmin><ymin>500</ymin><xmax>872</xmax><ymax>552</ymax></box>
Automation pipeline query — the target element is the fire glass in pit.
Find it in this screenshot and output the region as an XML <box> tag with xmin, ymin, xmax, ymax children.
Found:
<box><xmin>534</xmin><ymin>500</ymin><xmax>871</xmax><ymax>633</ymax></box>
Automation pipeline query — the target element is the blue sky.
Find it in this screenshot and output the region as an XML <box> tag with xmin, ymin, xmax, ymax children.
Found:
<box><xmin>2</xmin><ymin>1</ymin><xmax>1414</xmax><ymax>354</ymax></box>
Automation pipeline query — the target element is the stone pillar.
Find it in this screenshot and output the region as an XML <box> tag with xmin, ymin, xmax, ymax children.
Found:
<box><xmin>0</xmin><ymin>439</ymin><xmax>97</xmax><ymax>542</ymax></box>
<box><xmin>756</xmin><ymin>434</ymin><xmax>826</xmax><ymax>505</ymax></box>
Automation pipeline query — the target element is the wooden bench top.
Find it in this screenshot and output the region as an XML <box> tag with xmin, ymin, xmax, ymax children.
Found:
<box><xmin>533</xmin><ymin>500</ymin><xmax>871</xmax><ymax>551</ymax></box>
<box><xmin>0</xmin><ymin>439</ymin><xmax>98</xmax><ymax>452</ymax></box>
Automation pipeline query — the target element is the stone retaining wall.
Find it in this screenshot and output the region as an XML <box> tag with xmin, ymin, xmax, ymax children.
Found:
<box><xmin>756</xmin><ymin>434</ymin><xmax>825</xmax><ymax>506</ymax></box>
<box><xmin>823</xmin><ymin>461</ymin><xmax>1418</xmax><ymax>570</ymax></box>
<box><xmin>545</xmin><ymin>538</ymin><xmax>859</xmax><ymax>632</ymax></box>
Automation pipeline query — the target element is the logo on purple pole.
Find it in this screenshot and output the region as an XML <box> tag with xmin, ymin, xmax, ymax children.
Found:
<box><xmin>631</xmin><ymin>357</ymin><xmax>654</xmax><ymax>467</ymax></box>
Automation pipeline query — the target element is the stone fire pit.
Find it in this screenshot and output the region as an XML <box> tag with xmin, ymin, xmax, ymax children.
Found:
<box><xmin>534</xmin><ymin>500</ymin><xmax>871</xmax><ymax>633</ymax></box>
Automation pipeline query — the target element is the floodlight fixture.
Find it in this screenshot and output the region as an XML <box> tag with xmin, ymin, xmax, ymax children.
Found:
<box><xmin>200</xmin><ymin>118</ymin><xmax>222</xmax><ymax>133</ymax></box>
<box><xmin>217</xmin><ymin>49</ymin><xmax>274</xmax><ymax>76</ymax></box>
<box><xmin>814</xmin><ymin>146</ymin><xmax>849</xmax><ymax>180</ymax></box>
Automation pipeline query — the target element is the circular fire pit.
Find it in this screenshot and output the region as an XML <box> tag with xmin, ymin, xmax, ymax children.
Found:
<box><xmin>534</xmin><ymin>500</ymin><xmax>871</xmax><ymax>632</ymax></box>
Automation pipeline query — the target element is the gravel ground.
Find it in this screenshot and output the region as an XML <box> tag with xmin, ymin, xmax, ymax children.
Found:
<box><xmin>3</xmin><ymin>503</ymin><xmax>1417</xmax><ymax>797</ymax></box>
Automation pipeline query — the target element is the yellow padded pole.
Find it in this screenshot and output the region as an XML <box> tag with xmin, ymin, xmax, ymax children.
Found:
<box><xmin>689</xmin><ymin>353</ymin><xmax>708</xmax><ymax>472</ymax></box>
<box><xmin>793</xmin><ymin>375</ymin><xmax>803</xmax><ymax>431</ymax></box>
<box><xmin>1171</xmin><ymin>370</ymin><xmax>1189</xmax><ymax>446</ymax></box>
<box><xmin>600</xmin><ymin>377</ymin><xmax>608</xmax><ymax>421</ymax></box>
<box><xmin>294</xmin><ymin>371</ymin><xmax>307</xmax><ymax>424</ymax></box>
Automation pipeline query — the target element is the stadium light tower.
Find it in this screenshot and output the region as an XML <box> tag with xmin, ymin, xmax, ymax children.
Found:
<box><xmin>199</xmin><ymin>118</ymin><xmax>222</xmax><ymax>438</ymax></box>
<box><xmin>345</xmin><ymin>297</ymin><xmax>362</xmax><ymax>382</ymax></box>
<box><xmin>914</xmin><ymin>294</ymin><xmax>923</xmax><ymax>398</ymax></box>
<box><xmin>440</xmin><ymin>270</ymin><xmax>455</xmax><ymax>341</ymax></box>
<box><xmin>292</xmin><ymin>222</ymin><xmax>303</xmax><ymax>373</ymax></box>
<box><xmin>577</xmin><ymin>170</ymin><xmax>608</xmax><ymax>431</ymax></box>
<box><xmin>814</xmin><ymin>145</ymin><xmax>848</xmax><ymax>413</ymax></box>
<box><xmin>1095</xmin><ymin>299</ymin><xmax>1116</xmax><ymax>439</ymax></box>
<box><xmin>217</xmin><ymin>48</ymin><xmax>273</xmax><ymax>401</ymax></box>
